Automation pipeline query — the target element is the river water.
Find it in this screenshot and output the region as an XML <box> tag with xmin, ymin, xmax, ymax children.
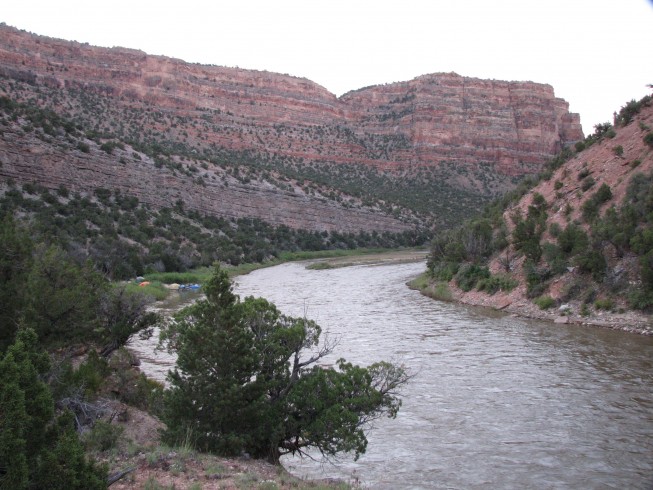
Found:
<box><xmin>132</xmin><ymin>261</ymin><xmax>653</xmax><ymax>489</ymax></box>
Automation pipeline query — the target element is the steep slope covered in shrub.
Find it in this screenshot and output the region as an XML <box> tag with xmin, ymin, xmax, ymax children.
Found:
<box><xmin>425</xmin><ymin>94</ymin><xmax>653</xmax><ymax>332</ymax></box>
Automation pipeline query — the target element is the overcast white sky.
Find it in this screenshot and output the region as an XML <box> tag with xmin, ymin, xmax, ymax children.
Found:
<box><xmin>3</xmin><ymin>0</ymin><xmax>652</xmax><ymax>134</ymax></box>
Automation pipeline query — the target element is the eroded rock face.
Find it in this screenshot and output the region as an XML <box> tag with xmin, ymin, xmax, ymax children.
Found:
<box><xmin>0</xmin><ymin>25</ymin><xmax>583</xmax><ymax>232</ymax></box>
<box><xmin>0</xmin><ymin>124</ymin><xmax>411</xmax><ymax>233</ymax></box>
<box><xmin>0</xmin><ymin>26</ymin><xmax>581</xmax><ymax>170</ymax></box>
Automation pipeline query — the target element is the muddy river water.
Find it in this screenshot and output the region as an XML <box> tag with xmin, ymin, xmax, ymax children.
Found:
<box><xmin>132</xmin><ymin>261</ymin><xmax>653</xmax><ymax>489</ymax></box>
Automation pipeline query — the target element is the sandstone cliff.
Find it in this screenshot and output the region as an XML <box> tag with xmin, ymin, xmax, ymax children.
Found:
<box><xmin>0</xmin><ymin>24</ymin><xmax>583</xmax><ymax>231</ymax></box>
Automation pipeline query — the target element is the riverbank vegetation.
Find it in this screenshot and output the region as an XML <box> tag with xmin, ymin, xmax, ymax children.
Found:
<box><xmin>0</xmin><ymin>214</ymin><xmax>408</xmax><ymax>487</ymax></box>
<box><xmin>0</xmin><ymin>178</ymin><xmax>428</xmax><ymax>282</ymax></box>
<box><xmin>159</xmin><ymin>266</ymin><xmax>410</xmax><ymax>465</ymax></box>
<box><xmin>424</xmin><ymin>93</ymin><xmax>653</xmax><ymax>319</ymax></box>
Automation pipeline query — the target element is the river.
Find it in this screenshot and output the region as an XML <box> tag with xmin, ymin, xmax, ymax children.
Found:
<box><xmin>133</xmin><ymin>260</ymin><xmax>653</xmax><ymax>489</ymax></box>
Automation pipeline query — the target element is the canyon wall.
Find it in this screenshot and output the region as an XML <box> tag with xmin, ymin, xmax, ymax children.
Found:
<box><xmin>0</xmin><ymin>25</ymin><xmax>584</xmax><ymax>232</ymax></box>
<box><xmin>0</xmin><ymin>25</ymin><xmax>582</xmax><ymax>172</ymax></box>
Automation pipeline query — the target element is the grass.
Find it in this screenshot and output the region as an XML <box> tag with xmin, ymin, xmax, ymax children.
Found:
<box><xmin>144</xmin><ymin>268</ymin><xmax>213</xmax><ymax>284</ymax></box>
<box><xmin>135</xmin><ymin>248</ymin><xmax>424</xmax><ymax>304</ymax></box>
<box><xmin>407</xmin><ymin>273</ymin><xmax>453</xmax><ymax>301</ymax></box>
<box><xmin>124</xmin><ymin>281</ymin><xmax>169</xmax><ymax>301</ymax></box>
<box><xmin>306</xmin><ymin>262</ymin><xmax>337</xmax><ymax>270</ymax></box>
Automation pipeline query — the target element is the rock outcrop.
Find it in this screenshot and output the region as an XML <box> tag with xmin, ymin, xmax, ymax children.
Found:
<box><xmin>0</xmin><ymin>25</ymin><xmax>583</xmax><ymax>232</ymax></box>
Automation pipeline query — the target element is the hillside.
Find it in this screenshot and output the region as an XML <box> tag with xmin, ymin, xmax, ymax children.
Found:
<box><xmin>0</xmin><ymin>24</ymin><xmax>582</xmax><ymax>230</ymax></box>
<box><xmin>423</xmin><ymin>95</ymin><xmax>653</xmax><ymax>333</ymax></box>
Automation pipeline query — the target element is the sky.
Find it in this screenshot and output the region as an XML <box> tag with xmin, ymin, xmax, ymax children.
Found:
<box><xmin>2</xmin><ymin>0</ymin><xmax>652</xmax><ymax>134</ymax></box>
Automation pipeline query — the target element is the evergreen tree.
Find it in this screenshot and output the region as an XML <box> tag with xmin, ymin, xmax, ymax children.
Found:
<box><xmin>0</xmin><ymin>329</ymin><xmax>106</xmax><ymax>489</ymax></box>
<box><xmin>160</xmin><ymin>265</ymin><xmax>409</xmax><ymax>463</ymax></box>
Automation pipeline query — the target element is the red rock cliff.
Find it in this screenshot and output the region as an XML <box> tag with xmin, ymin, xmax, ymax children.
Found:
<box><xmin>0</xmin><ymin>25</ymin><xmax>582</xmax><ymax>175</ymax></box>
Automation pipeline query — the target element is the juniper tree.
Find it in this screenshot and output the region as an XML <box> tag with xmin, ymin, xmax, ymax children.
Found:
<box><xmin>160</xmin><ymin>265</ymin><xmax>410</xmax><ymax>464</ymax></box>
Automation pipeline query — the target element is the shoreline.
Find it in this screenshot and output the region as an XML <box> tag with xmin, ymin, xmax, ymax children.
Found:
<box><xmin>408</xmin><ymin>273</ymin><xmax>653</xmax><ymax>336</ymax></box>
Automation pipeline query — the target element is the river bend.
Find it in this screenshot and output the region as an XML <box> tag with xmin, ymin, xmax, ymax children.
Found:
<box><xmin>132</xmin><ymin>261</ymin><xmax>653</xmax><ymax>489</ymax></box>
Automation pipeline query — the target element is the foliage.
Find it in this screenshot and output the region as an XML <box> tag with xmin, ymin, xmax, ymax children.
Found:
<box><xmin>574</xmin><ymin>248</ymin><xmax>607</xmax><ymax>281</ymax></box>
<box><xmin>454</xmin><ymin>263</ymin><xmax>490</xmax><ymax>292</ymax></box>
<box><xmin>581</xmin><ymin>183</ymin><xmax>612</xmax><ymax>222</ymax></box>
<box><xmin>581</xmin><ymin>176</ymin><xmax>596</xmax><ymax>192</ymax></box>
<box><xmin>644</xmin><ymin>132</ymin><xmax>653</xmax><ymax>147</ymax></box>
<box><xmin>96</xmin><ymin>286</ymin><xmax>159</xmax><ymax>357</ymax></box>
<box><xmin>542</xmin><ymin>242</ymin><xmax>568</xmax><ymax>276</ymax></box>
<box><xmin>557</xmin><ymin>224</ymin><xmax>589</xmax><ymax>257</ymax></box>
<box><xmin>82</xmin><ymin>420</ymin><xmax>124</xmax><ymax>452</ymax></box>
<box><xmin>534</xmin><ymin>296</ymin><xmax>555</xmax><ymax>310</ymax></box>
<box><xmin>0</xmin><ymin>329</ymin><xmax>106</xmax><ymax>489</ymax></box>
<box><xmin>427</xmin><ymin>218</ymin><xmax>506</xmax><ymax>284</ymax></box>
<box><xmin>594</xmin><ymin>298</ymin><xmax>615</xmax><ymax>311</ymax></box>
<box><xmin>614</xmin><ymin>95</ymin><xmax>652</xmax><ymax>127</ymax></box>
<box><xmin>0</xmin><ymin>215</ymin><xmax>33</xmax><ymax>352</ymax></box>
<box><xmin>0</xmin><ymin>182</ymin><xmax>428</xmax><ymax>279</ymax></box>
<box><xmin>160</xmin><ymin>266</ymin><xmax>409</xmax><ymax>464</ymax></box>
<box><xmin>22</xmin><ymin>245</ymin><xmax>105</xmax><ymax>347</ymax></box>
<box><xmin>476</xmin><ymin>274</ymin><xmax>518</xmax><ymax>295</ymax></box>
<box><xmin>524</xmin><ymin>260</ymin><xmax>552</xmax><ymax>298</ymax></box>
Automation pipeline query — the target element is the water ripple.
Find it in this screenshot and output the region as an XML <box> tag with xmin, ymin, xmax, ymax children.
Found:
<box><xmin>131</xmin><ymin>261</ymin><xmax>653</xmax><ymax>489</ymax></box>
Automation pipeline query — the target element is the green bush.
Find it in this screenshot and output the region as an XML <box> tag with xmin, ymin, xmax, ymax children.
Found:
<box><xmin>524</xmin><ymin>261</ymin><xmax>552</xmax><ymax>298</ymax></box>
<box><xmin>0</xmin><ymin>329</ymin><xmax>107</xmax><ymax>488</ymax></box>
<box><xmin>430</xmin><ymin>261</ymin><xmax>459</xmax><ymax>282</ymax></box>
<box><xmin>581</xmin><ymin>199</ymin><xmax>599</xmax><ymax>221</ymax></box>
<box><xmin>542</xmin><ymin>242</ymin><xmax>568</xmax><ymax>275</ymax></box>
<box><xmin>454</xmin><ymin>263</ymin><xmax>490</xmax><ymax>292</ymax></box>
<box><xmin>594</xmin><ymin>298</ymin><xmax>615</xmax><ymax>311</ymax></box>
<box><xmin>477</xmin><ymin>274</ymin><xmax>518</xmax><ymax>295</ymax></box>
<box><xmin>644</xmin><ymin>132</ymin><xmax>653</xmax><ymax>147</ymax></box>
<box><xmin>557</xmin><ymin>224</ymin><xmax>589</xmax><ymax>257</ymax></box>
<box><xmin>574</xmin><ymin>249</ymin><xmax>607</xmax><ymax>281</ymax></box>
<box><xmin>83</xmin><ymin>420</ymin><xmax>124</xmax><ymax>452</ymax></box>
<box><xmin>612</xmin><ymin>145</ymin><xmax>624</xmax><ymax>156</ymax></box>
<box><xmin>534</xmin><ymin>296</ymin><xmax>556</xmax><ymax>310</ymax></box>
<box><xmin>629</xmin><ymin>289</ymin><xmax>653</xmax><ymax>311</ymax></box>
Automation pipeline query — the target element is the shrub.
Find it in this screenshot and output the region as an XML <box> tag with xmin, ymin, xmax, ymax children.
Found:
<box><xmin>549</xmin><ymin>222</ymin><xmax>562</xmax><ymax>237</ymax></box>
<box><xmin>629</xmin><ymin>289</ymin><xmax>653</xmax><ymax>311</ymax></box>
<box><xmin>644</xmin><ymin>132</ymin><xmax>653</xmax><ymax>147</ymax></box>
<box><xmin>594</xmin><ymin>183</ymin><xmax>613</xmax><ymax>204</ymax></box>
<box><xmin>542</xmin><ymin>242</ymin><xmax>567</xmax><ymax>275</ymax></box>
<box><xmin>554</xmin><ymin>180</ymin><xmax>564</xmax><ymax>190</ymax></box>
<box><xmin>0</xmin><ymin>329</ymin><xmax>107</xmax><ymax>488</ymax></box>
<box><xmin>557</xmin><ymin>224</ymin><xmax>589</xmax><ymax>256</ymax></box>
<box><xmin>581</xmin><ymin>199</ymin><xmax>599</xmax><ymax>222</ymax></box>
<box><xmin>83</xmin><ymin>421</ymin><xmax>124</xmax><ymax>452</ymax></box>
<box><xmin>594</xmin><ymin>298</ymin><xmax>615</xmax><ymax>311</ymax></box>
<box><xmin>454</xmin><ymin>263</ymin><xmax>490</xmax><ymax>292</ymax></box>
<box><xmin>477</xmin><ymin>274</ymin><xmax>518</xmax><ymax>295</ymax></box>
<box><xmin>574</xmin><ymin>249</ymin><xmax>607</xmax><ymax>280</ymax></box>
<box><xmin>429</xmin><ymin>261</ymin><xmax>459</xmax><ymax>282</ymax></box>
<box><xmin>534</xmin><ymin>296</ymin><xmax>555</xmax><ymax>310</ymax></box>
<box><xmin>612</xmin><ymin>145</ymin><xmax>624</xmax><ymax>157</ymax></box>
<box><xmin>581</xmin><ymin>176</ymin><xmax>596</xmax><ymax>192</ymax></box>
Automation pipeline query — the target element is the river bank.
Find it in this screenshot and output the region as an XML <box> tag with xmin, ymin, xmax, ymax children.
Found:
<box><xmin>408</xmin><ymin>273</ymin><xmax>653</xmax><ymax>336</ymax></box>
